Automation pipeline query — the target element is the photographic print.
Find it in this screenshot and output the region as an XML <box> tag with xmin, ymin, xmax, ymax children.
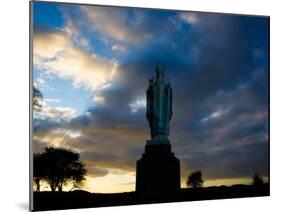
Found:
<box><xmin>30</xmin><ymin>1</ymin><xmax>269</xmax><ymax>211</ymax></box>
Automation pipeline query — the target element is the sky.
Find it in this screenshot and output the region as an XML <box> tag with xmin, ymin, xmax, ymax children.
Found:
<box><xmin>32</xmin><ymin>1</ymin><xmax>269</xmax><ymax>193</ymax></box>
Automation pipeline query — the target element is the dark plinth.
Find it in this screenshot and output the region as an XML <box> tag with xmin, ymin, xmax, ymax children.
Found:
<box><xmin>136</xmin><ymin>144</ymin><xmax>180</xmax><ymax>200</ymax></box>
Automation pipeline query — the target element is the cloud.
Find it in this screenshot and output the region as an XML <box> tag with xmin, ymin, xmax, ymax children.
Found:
<box><xmin>34</xmin><ymin>99</ymin><xmax>76</xmax><ymax>121</ymax></box>
<box><xmin>92</xmin><ymin>94</ymin><xmax>106</xmax><ymax>105</ymax></box>
<box><xmin>45</xmin><ymin>46</ymin><xmax>118</xmax><ymax>91</ymax></box>
<box><xmin>40</xmin><ymin>106</ymin><xmax>76</xmax><ymax>120</ymax></box>
<box><xmin>86</xmin><ymin>167</ymin><xmax>109</xmax><ymax>178</ymax></box>
<box><xmin>201</xmin><ymin>108</ymin><xmax>230</xmax><ymax>123</ymax></box>
<box><xmin>52</xmin><ymin>128</ymin><xmax>81</xmax><ymax>138</ymax></box>
<box><xmin>63</xmin><ymin>13</ymin><xmax>90</xmax><ymax>49</ymax></box>
<box><xmin>181</xmin><ymin>141</ymin><xmax>268</xmax><ymax>180</ymax></box>
<box><xmin>34</xmin><ymin>28</ymin><xmax>119</xmax><ymax>92</ymax></box>
<box><xmin>34</xmin><ymin>30</ymin><xmax>69</xmax><ymax>58</ymax></box>
<box><xmin>179</xmin><ymin>12</ymin><xmax>199</xmax><ymax>25</ymax></box>
<box><xmin>34</xmin><ymin>97</ymin><xmax>76</xmax><ymax>122</ymax></box>
<box><xmin>80</xmin><ymin>6</ymin><xmax>152</xmax><ymax>44</ymax></box>
<box><xmin>129</xmin><ymin>96</ymin><xmax>146</xmax><ymax>113</ymax></box>
<box><xmin>44</xmin><ymin>98</ymin><xmax>61</xmax><ymax>104</ymax></box>
<box><xmin>111</xmin><ymin>44</ymin><xmax>127</xmax><ymax>52</ymax></box>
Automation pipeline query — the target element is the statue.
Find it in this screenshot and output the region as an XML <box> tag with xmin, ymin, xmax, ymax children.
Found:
<box><xmin>146</xmin><ymin>64</ymin><xmax>172</xmax><ymax>144</ymax></box>
<box><xmin>136</xmin><ymin>64</ymin><xmax>180</xmax><ymax>197</ymax></box>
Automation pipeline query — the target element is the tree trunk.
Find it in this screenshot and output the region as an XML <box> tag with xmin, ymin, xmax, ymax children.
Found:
<box><xmin>50</xmin><ymin>181</ymin><xmax>56</xmax><ymax>192</ymax></box>
<box><xmin>34</xmin><ymin>178</ymin><xmax>40</xmax><ymax>192</ymax></box>
<box><xmin>36</xmin><ymin>182</ymin><xmax>40</xmax><ymax>192</ymax></box>
<box><xmin>58</xmin><ymin>182</ymin><xmax>62</xmax><ymax>192</ymax></box>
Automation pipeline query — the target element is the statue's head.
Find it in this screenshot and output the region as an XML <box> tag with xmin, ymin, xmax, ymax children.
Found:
<box><xmin>156</xmin><ymin>63</ymin><xmax>165</xmax><ymax>79</ymax></box>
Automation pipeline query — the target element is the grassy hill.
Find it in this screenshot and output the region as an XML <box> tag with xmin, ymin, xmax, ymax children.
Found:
<box><xmin>33</xmin><ymin>183</ymin><xmax>269</xmax><ymax>211</ymax></box>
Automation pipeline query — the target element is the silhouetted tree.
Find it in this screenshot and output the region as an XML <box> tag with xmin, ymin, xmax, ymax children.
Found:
<box><xmin>33</xmin><ymin>85</ymin><xmax>43</xmax><ymax>111</ymax></box>
<box><xmin>43</xmin><ymin>147</ymin><xmax>87</xmax><ymax>192</ymax></box>
<box><xmin>33</xmin><ymin>147</ymin><xmax>87</xmax><ymax>192</ymax></box>
<box><xmin>33</xmin><ymin>153</ymin><xmax>46</xmax><ymax>192</ymax></box>
<box><xmin>252</xmin><ymin>173</ymin><xmax>264</xmax><ymax>186</ymax></box>
<box><xmin>186</xmin><ymin>170</ymin><xmax>204</xmax><ymax>188</ymax></box>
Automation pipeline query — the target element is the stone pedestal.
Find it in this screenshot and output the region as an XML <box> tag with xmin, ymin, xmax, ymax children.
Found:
<box><xmin>136</xmin><ymin>144</ymin><xmax>180</xmax><ymax>200</ymax></box>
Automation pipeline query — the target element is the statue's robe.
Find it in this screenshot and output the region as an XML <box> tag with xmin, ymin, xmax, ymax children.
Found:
<box><xmin>146</xmin><ymin>79</ymin><xmax>172</xmax><ymax>140</ymax></box>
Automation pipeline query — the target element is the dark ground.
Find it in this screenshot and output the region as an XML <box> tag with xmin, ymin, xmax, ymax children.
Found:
<box><xmin>32</xmin><ymin>183</ymin><xmax>269</xmax><ymax>211</ymax></box>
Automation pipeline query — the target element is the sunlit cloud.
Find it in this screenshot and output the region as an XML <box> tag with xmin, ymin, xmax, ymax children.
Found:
<box><xmin>53</xmin><ymin>128</ymin><xmax>82</xmax><ymax>138</ymax></box>
<box><xmin>92</xmin><ymin>94</ymin><xmax>106</xmax><ymax>105</ymax></box>
<box><xmin>80</xmin><ymin>6</ymin><xmax>151</xmax><ymax>44</ymax></box>
<box><xmin>34</xmin><ymin>30</ymin><xmax>69</xmax><ymax>59</ymax></box>
<box><xmin>34</xmin><ymin>30</ymin><xmax>119</xmax><ymax>93</ymax></box>
<box><xmin>36</xmin><ymin>106</ymin><xmax>76</xmax><ymax>121</ymax></box>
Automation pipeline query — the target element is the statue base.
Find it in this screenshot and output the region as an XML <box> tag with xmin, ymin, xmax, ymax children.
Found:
<box><xmin>146</xmin><ymin>139</ymin><xmax>170</xmax><ymax>145</ymax></box>
<box><xmin>135</xmin><ymin>143</ymin><xmax>180</xmax><ymax>200</ymax></box>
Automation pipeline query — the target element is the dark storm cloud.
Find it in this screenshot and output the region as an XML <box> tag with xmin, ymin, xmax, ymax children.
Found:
<box><xmin>86</xmin><ymin>167</ymin><xmax>109</xmax><ymax>178</ymax></box>
<box><xmin>33</xmin><ymin>8</ymin><xmax>269</xmax><ymax>182</ymax></box>
<box><xmin>33</xmin><ymin>118</ymin><xmax>61</xmax><ymax>134</ymax></box>
<box><xmin>181</xmin><ymin>141</ymin><xmax>268</xmax><ymax>179</ymax></box>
